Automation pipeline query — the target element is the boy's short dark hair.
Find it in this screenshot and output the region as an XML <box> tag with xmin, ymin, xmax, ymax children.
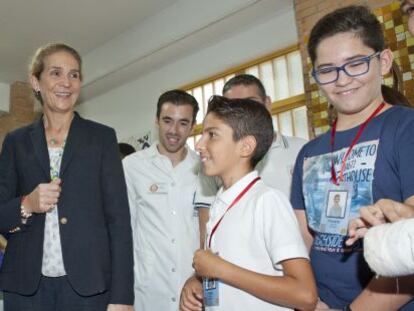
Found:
<box><xmin>222</xmin><ymin>74</ymin><xmax>267</xmax><ymax>102</ymax></box>
<box><xmin>308</xmin><ymin>5</ymin><xmax>385</xmax><ymax>65</ymax></box>
<box><xmin>156</xmin><ymin>90</ymin><xmax>199</xmax><ymax>124</ymax></box>
<box><xmin>207</xmin><ymin>95</ymin><xmax>273</xmax><ymax>167</ymax></box>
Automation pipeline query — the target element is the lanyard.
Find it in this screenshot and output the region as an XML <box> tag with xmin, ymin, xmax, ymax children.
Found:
<box><xmin>208</xmin><ymin>176</ymin><xmax>260</xmax><ymax>248</ymax></box>
<box><xmin>330</xmin><ymin>102</ymin><xmax>385</xmax><ymax>185</ymax></box>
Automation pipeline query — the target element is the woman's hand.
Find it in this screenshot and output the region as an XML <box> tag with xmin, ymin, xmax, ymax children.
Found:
<box><xmin>23</xmin><ymin>178</ymin><xmax>61</xmax><ymax>214</ymax></box>
<box><xmin>346</xmin><ymin>199</ymin><xmax>414</xmax><ymax>246</ymax></box>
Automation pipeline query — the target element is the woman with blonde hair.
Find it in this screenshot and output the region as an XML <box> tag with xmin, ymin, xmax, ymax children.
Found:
<box><xmin>0</xmin><ymin>43</ymin><xmax>133</xmax><ymax>311</ymax></box>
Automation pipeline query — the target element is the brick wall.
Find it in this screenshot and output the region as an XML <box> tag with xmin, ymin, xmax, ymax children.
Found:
<box><xmin>0</xmin><ymin>82</ymin><xmax>37</xmax><ymax>147</ymax></box>
<box><xmin>294</xmin><ymin>0</ymin><xmax>413</xmax><ymax>137</ymax></box>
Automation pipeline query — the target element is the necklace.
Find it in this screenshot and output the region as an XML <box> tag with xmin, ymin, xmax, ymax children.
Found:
<box><xmin>49</xmin><ymin>138</ymin><xmax>58</xmax><ymax>145</ymax></box>
<box><xmin>43</xmin><ymin>115</ymin><xmax>73</xmax><ymax>147</ymax></box>
<box><xmin>48</xmin><ymin>137</ymin><xmax>66</xmax><ymax>146</ymax></box>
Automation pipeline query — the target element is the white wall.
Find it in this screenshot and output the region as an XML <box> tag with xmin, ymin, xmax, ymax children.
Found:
<box><xmin>77</xmin><ymin>8</ymin><xmax>297</xmax><ymax>142</ymax></box>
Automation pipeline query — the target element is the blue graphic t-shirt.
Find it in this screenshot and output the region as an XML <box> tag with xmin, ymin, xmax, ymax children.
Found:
<box><xmin>291</xmin><ymin>106</ymin><xmax>414</xmax><ymax>309</ymax></box>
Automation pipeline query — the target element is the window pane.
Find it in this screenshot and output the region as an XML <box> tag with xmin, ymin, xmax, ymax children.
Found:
<box><xmin>287</xmin><ymin>51</ymin><xmax>304</xmax><ymax>96</ymax></box>
<box><xmin>259</xmin><ymin>61</ymin><xmax>275</xmax><ymax>99</ymax></box>
<box><xmin>279</xmin><ymin>111</ymin><xmax>293</xmax><ymax>137</ymax></box>
<box><xmin>193</xmin><ymin>87</ymin><xmax>204</xmax><ymax>124</ymax></box>
<box><xmin>245</xmin><ymin>66</ymin><xmax>259</xmax><ymax>77</ymax></box>
<box><xmin>292</xmin><ymin>106</ymin><xmax>309</xmax><ymax>140</ymax></box>
<box><xmin>273</xmin><ymin>57</ymin><xmax>289</xmax><ymax>100</ymax></box>
<box><xmin>214</xmin><ymin>79</ymin><xmax>225</xmax><ymax>95</ymax></box>
<box><xmin>271</xmin><ymin>115</ymin><xmax>279</xmax><ymax>133</ymax></box>
<box><xmin>203</xmin><ymin>83</ymin><xmax>214</xmax><ymax>112</ymax></box>
<box><xmin>187</xmin><ymin>134</ymin><xmax>202</xmax><ymax>151</ymax></box>
<box><xmin>195</xmin><ymin>134</ymin><xmax>202</xmax><ymax>146</ymax></box>
<box><xmin>225</xmin><ymin>74</ymin><xmax>235</xmax><ymax>82</ymax></box>
<box><xmin>187</xmin><ymin>136</ymin><xmax>195</xmax><ymax>151</ymax></box>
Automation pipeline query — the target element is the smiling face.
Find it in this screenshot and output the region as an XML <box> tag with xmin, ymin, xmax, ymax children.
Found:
<box><xmin>314</xmin><ymin>32</ymin><xmax>392</xmax><ymax>124</ymax></box>
<box><xmin>196</xmin><ymin>113</ymin><xmax>244</xmax><ymax>181</ymax></box>
<box><xmin>156</xmin><ymin>102</ymin><xmax>194</xmax><ymax>156</ymax></box>
<box><xmin>30</xmin><ymin>51</ymin><xmax>81</xmax><ymax>114</ymax></box>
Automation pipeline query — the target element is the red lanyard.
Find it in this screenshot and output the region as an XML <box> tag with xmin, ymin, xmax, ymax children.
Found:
<box><xmin>208</xmin><ymin>176</ymin><xmax>260</xmax><ymax>248</ymax></box>
<box><xmin>330</xmin><ymin>102</ymin><xmax>385</xmax><ymax>185</ymax></box>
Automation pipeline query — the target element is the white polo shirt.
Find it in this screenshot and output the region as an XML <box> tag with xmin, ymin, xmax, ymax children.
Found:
<box><xmin>123</xmin><ymin>143</ymin><xmax>215</xmax><ymax>311</ymax></box>
<box><xmin>205</xmin><ymin>171</ymin><xmax>308</xmax><ymax>311</ymax></box>
<box><xmin>256</xmin><ymin>133</ymin><xmax>306</xmax><ymax>197</ymax></box>
<box><xmin>194</xmin><ymin>133</ymin><xmax>306</xmax><ymax>209</ymax></box>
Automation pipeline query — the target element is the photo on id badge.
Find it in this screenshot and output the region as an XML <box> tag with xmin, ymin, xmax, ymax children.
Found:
<box><xmin>319</xmin><ymin>185</ymin><xmax>352</xmax><ymax>235</ymax></box>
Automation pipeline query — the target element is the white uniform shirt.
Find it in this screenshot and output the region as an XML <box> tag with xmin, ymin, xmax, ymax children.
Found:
<box><xmin>123</xmin><ymin>143</ymin><xmax>214</xmax><ymax>311</ymax></box>
<box><xmin>256</xmin><ymin>133</ymin><xmax>306</xmax><ymax>197</ymax></box>
<box><xmin>205</xmin><ymin>171</ymin><xmax>308</xmax><ymax>311</ymax></box>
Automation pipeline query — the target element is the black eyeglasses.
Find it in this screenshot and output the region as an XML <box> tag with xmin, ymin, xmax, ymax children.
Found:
<box><xmin>312</xmin><ymin>51</ymin><xmax>381</xmax><ymax>85</ymax></box>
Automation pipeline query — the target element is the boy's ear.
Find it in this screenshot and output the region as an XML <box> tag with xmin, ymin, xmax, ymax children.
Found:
<box><xmin>379</xmin><ymin>49</ymin><xmax>393</xmax><ymax>75</ymax></box>
<box><xmin>240</xmin><ymin>135</ymin><xmax>257</xmax><ymax>158</ymax></box>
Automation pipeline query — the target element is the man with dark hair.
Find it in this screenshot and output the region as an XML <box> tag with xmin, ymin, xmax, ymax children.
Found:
<box><xmin>123</xmin><ymin>90</ymin><xmax>214</xmax><ymax>311</ymax></box>
<box><xmin>221</xmin><ymin>74</ymin><xmax>306</xmax><ymax>196</ymax></box>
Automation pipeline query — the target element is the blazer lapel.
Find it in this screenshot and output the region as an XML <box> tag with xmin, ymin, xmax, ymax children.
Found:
<box><xmin>30</xmin><ymin>117</ymin><xmax>50</xmax><ymax>179</ymax></box>
<box><xmin>59</xmin><ymin>112</ymin><xmax>82</xmax><ymax>178</ymax></box>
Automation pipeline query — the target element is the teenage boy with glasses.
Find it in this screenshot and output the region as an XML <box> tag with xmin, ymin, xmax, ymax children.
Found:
<box><xmin>291</xmin><ymin>6</ymin><xmax>414</xmax><ymax>311</ymax></box>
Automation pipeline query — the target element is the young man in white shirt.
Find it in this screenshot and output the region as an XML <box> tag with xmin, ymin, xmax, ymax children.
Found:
<box><xmin>123</xmin><ymin>90</ymin><xmax>214</xmax><ymax>311</ymax></box>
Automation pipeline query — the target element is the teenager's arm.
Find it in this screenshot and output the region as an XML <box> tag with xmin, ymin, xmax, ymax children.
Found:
<box><xmin>294</xmin><ymin>210</ymin><xmax>314</xmax><ymax>253</ymax></box>
<box><xmin>198</xmin><ymin>208</ymin><xmax>209</xmax><ymax>249</ymax></box>
<box><xmin>348</xmin><ymin>275</ymin><xmax>413</xmax><ymax>310</ymax></box>
<box><xmin>194</xmin><ymin>173</ymin><xmax>218</xmax><ymax>249</ymax></box>
<box><xmin>193</xmin><ymin>250</ymin><xmax>317</xmax><ymax>311</ymax></box>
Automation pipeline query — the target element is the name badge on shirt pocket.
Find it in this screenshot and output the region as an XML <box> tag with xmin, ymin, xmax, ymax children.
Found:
<box><xmin>148</xmin><ymin>182</ymin><xmax>168</xmax><ymax>194</ymax></box>
<box><xmin>203</xmin><ymin>277</ymin><xmax>219</xmax><ymax>307</ymax></box>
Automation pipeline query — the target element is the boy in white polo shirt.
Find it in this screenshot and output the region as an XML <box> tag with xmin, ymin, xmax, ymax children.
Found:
<box><xmin>180</xmin><ymin>96</ymin><xmax>317</xmax><ymax>311</ymax></box>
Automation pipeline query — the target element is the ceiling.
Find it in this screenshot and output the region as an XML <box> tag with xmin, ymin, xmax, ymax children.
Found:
<box><xmin>0</xmin><ymin>0</ymin><xmax>177</xmax><ymax>83</ymax></box>
<box><xmin>0</xmin><ymin>0</ymin><xmax>295</xmax><ymax>105</ymax></box>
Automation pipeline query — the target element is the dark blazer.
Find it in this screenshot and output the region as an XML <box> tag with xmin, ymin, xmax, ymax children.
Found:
<box><xmin>0</xmin><ymin>113</ymin><xmax>134</xmax><ymax>305</ymax></box>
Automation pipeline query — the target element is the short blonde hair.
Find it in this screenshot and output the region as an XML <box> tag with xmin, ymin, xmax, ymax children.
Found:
<box><xmin>29</xmin><ymin>43</ymin><xmax>82</xmax><ymax>81</ymax></box>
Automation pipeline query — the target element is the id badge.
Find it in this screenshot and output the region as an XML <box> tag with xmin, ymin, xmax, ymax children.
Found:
<box><xmin>202</xmin><ymin>232</ymin><xmax>219</xmax><ymax>307</ymax></box>
<box><xmin>203</xmin><ymin>277</ymin><xmax>219</xmax><ymax>307</ymax></box>
<box><xmin>319</xmin><ymin>182</ymin><xmax>354</xmax><ymax>235</ymax></box>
